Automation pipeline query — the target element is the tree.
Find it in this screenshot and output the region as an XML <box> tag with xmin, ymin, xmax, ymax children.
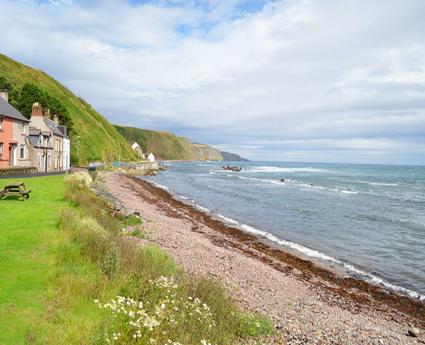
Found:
<box><xmin>0</xmin><ymin>76</ymin><xmax>73</xmax><ymax>131</ymax></box>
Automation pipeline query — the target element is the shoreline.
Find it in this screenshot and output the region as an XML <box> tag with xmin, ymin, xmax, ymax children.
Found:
<box><xmin>169</xmin><ymin>188</ymin><xmax>424</xmax><ymax>303</ymax></box>
<box><xmin>131</xmin><ymin>176</ymin><xmax>425</xmax><ymax>325</ymax></box>
<box><xmin>101</xmin><ymin>171</ymin><xmax>424</xmax><ymax>343</ymax></box>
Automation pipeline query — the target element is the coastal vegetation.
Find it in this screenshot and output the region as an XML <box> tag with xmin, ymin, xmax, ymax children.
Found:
<box><xmin>114</xmin><ymin>126</ymin><xmax>223</xmax><ymax>161</ymax></box>
<box><xmin>0</xmin><ymin>173</ymin><xmax>274</xmax><ymax>344</ymax></box>
<box><xmin>1</xmin><ymin>53</ymin><xmax>246</xmax><ymax>165</ymax></box>
<box><xmin>0</xmin><ymin>53</ymin><xmax>136</xmax><ymax>165</ymax></box>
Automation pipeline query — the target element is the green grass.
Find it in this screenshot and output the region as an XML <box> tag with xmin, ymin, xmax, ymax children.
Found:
<box><xmin>0</xmin><ymin>53</ymin><xmax>136</xmax><ymax>165</ymax></box>
<box><xmin>0</xmin><ymin>174</ymin><xmax>275</xmax><ymax>344</ymax></box>
<box><xmin>0</xmin><ymin>175</ymin><xmax>66</xmax><ymax>344</ymax></box>
<box><xmin>115</xmin><ymin>125</ymin><xmax>223</xmax><ymax>161</ymax></box>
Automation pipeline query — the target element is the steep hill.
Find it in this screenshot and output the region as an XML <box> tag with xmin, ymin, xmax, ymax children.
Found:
<box><xmin>220</xmin><ymin>151</ymin><xmax>249</xmax><ymax>161</ymax></box>
<box><xmin>0</xmin><ymin>53</ymin><xmax>136</xmax><ymax>164</ymax></box>
<box><xmin>115</xmin><ymin>126</ymin><xmax>224</xmax><ymax>161</ymax></box>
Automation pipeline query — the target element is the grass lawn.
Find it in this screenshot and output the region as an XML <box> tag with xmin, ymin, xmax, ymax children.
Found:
<box><xmin>0</xmin><ymin>173</ymin><xmax>275</xmax><ymax>344</ymax></box>
<box><xmin>0</xmin><ymin>175</ymin><xmax>66</xmax><ymax>344</ymax></box>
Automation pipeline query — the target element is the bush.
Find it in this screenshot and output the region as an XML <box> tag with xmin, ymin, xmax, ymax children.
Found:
<box><xmin>133</xmin><ymin>244</ymin><xmax>179</xmax><ymax>280</ymax></box>
<box><xmin>64</xmin><ymin>172</ymin><xmax>93</xmax><ymax>190</ymax></box>
<box><xmin>99</xmin><ymin>244</ymin><xmax>120</xmax><ymax>278</ymax></box>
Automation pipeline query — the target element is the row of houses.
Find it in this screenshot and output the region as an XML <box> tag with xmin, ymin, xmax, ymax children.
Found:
<box><xmin>0</xmin><ymin>90</ymin><xmax>70</xmax><ymax>172</ymax></box>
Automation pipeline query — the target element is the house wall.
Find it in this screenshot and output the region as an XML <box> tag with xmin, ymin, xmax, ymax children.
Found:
<box><xmin>53</xmin><ymin>136</ymin><xmax>62</xmax><ymax>171</ymax></box>
<box><xmin>63</xmin><ymin>138</ymin><xmax>70</xmax><ymax>170</ymax></box>
<box><xmin>12</xmin><ymin>120</ymin><xmax>31</xmax><ymax>167</ymax></box>
<box><xmin>29</xmin><ymin>116</ymin><xmax>62</xmax><ymax>172</ymax></box>
<box><xmin>0</xmin><ymin>117</ymin><xmax>14</xmax><ymax>168</ymax></box>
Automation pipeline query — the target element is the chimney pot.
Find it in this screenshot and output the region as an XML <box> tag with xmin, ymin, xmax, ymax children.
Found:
<box><xmin>0</xmin><ymin>89</ymin><xmax>8</xmax><ymax>102</ymax></box>
<box><xmin>53</xmin><ymin>114</ymin><xmax>59</xmax><ymax>124</ymax></box>
<box><xmin>31</xmin><ymin>102</ymin><xmax>43</xmax><ymax>117</ymax></box>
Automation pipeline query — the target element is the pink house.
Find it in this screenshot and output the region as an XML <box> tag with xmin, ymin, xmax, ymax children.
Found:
<box><xmin>0</xmin><ymin>91</ymin><xmax>30</xmax><ymax>169</ymax></box>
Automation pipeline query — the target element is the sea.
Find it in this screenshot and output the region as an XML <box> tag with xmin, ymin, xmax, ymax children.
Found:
<box><xmin>141</xmin><ymin>161</ymin><xmax>425</xmax><ymax>300</ymax></box>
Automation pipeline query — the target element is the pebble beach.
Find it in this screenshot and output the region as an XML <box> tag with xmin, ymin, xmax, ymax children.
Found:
<box><xmin>101</xmin><ymin>172</ymin><xmax>424</xmax><ymax>344</ymax></box>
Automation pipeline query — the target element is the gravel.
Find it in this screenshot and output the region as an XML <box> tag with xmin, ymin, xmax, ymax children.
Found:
<box><xmin>101</xmin><ymin>172</ymin><xmax>424</xmax><ymax>345</ymax></box>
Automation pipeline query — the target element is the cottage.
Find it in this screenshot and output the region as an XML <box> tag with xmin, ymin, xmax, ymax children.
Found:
<box><xmin>0</xmin><ymin>91</ymin><xmax>31</xmax><ymax>168</ymax></box>
<box><xmin>27</xmin><ymin>102</ymin><xmax>70</xmax><ymax>172</ymax></box>
<box><xmin>148</xmin><ymin>152</ymin><xmax>155</xmax><ymax>162</ymax></box>
<box><xmin>131</xmin><ymin>142</ymin><xmax>145</xmax><ymax>159</ymax></box>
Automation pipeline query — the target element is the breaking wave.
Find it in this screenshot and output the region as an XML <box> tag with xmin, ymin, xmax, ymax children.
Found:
<box><xmin>243</xmin><ymin>166</ymin><xmax>335</xmax><ymax>174</ymax></box>
<box><xmin>151</xmin><ymin>182</ymin><xmax>169</xmax><ymax>190</ymax></box>
<box><xmin>236</xmin><ymin>176</ymin><xmax>358</xmax><ymax>194</ymax></box>
<box><xmin>216</xmin><ymin>214</ymin><xmax>425</xmax><ymax>301</ymax></box>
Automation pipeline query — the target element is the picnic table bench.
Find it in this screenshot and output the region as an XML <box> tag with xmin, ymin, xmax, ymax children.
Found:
<box><xmin>0</xmin><ymin>182</ymin><xmax>31</xmax><ymax>200</ymax></box>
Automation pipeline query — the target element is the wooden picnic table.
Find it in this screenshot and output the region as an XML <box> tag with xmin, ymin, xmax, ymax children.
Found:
<box><xmin>0</xmin><ymin>182</ymin><xmax>31</xmax><ymax>200</ymax></box>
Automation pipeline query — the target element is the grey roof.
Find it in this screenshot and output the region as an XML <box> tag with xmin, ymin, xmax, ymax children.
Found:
<box><xmin>27</xmin><ymin>135</ymin><xmax>40</xmax><ymax>147</ymax></box>
<box><xmin>57</xmin><ymin>125</ymin><xmax>68</xmax><ymax>137</ymax></box>
<box><xmin>27</xmin><ymin>132</ymin><xmax>52</xmax><ymax>149</ymax></box>
<box><xmin>29</xmin><ymin>127</ymin><xmax>41</xmax><ymax>135</ymax></box>
<box><xmin>44</xmin><ymin>117</ymin><xmax>65</xmax><ymax>137</ymax></box>
<box><xmin>0</xmin><ymin>97</ymin><xmax>29</xmax><ymax>122</ymax></box>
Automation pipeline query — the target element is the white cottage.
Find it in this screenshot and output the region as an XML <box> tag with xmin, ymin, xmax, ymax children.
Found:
<box><xmin>148</xmin><ymin>152</ymin><xmax>155</xmax><ymax>162</ymax></box>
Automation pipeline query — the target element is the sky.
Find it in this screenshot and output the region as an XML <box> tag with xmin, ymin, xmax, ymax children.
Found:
<box><xmin>1</xmin><ymin>0</ymin><xmax>425</xmax><ymax>164</ymax></box>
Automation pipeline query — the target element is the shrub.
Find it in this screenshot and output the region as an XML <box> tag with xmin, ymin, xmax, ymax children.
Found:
<box><xmin>133</xmin><ymin>244</ymin><xmax>179</xmax><ymax>280</ymax></box>
<box><xmin>64</xmin><ymin>172</ymin><xmax>93</xmax><ymax>190</ymax></box>
<box><xmin>130</xmin><ymin>227</ymin><xmax>144</xmax><ymax>239</ymax></box>
<box><xmin>234</xmin><ymin>312</ymin><xmax>276</xmax><ymax>337</ymax></box>
<box><xmin>99</xmin><ymin>244</ymin><xmax>121</xmax><ymax>278</ymax></box>
<box><xmin>123</xmin><ymin>214</ymin><xmax>142</xmax><ymax>226</ymax></box>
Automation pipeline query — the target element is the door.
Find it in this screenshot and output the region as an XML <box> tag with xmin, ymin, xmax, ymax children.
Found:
<box><xmin>9</xmin><ymin>144</ymin><xmax>16</xmax><ymax>166</ymax></box>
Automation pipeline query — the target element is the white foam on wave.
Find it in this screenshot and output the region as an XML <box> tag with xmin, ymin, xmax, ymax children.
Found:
<box><xmin>195</xmin><ymin>204</ymin><xmax>210</xmax><ymax>213</ymax></box>
<box><xmin>340</xmin><ymin>190</ymin><xmax>359</xmax><ymax>194</ymax></box>
<box><xmin>368</xmin><ymin>182</ymin><xmax>399</xmax><ymax>186</ymax></box>
<box><xmin>244</xmin><ymin>166</ymin><xmax>334</xmax><ymax>174</ymax></box>
<box><xmin>151</xmin><ymin>182</ymin><xmax>169</xmax><ymax>190</ymax></box>
<box><xmin>217</xmin><ymin>214</ymin><xmax>240</xmax><ymax>226</ymax></box>
<box><xmin>343</xmin><ymin>263</ymin><xmax>425</xmax><ymax>301</ymax></box>
<box><xmin>349</xmin><ymin>180</ymin><xmax>399</xmax><ymax>187</ymax></box>
<box><xmin>237</xmin><ymin>176</ymin><xmax>358</xmax><ymax>194</ymax></box>
<box><xmin>178</xmin><ymin>195</ymin><xmax>188</xmax><ymax>200</ymax></box>
<box><xmin>217</xmin><ymin>213</ymin><xmax>425</xmax><ymax>301</ymax></box>
<box><xmin>218</xmin><ymin>215</ymin><xmax>340</xmax><ymax>263</ymax></box>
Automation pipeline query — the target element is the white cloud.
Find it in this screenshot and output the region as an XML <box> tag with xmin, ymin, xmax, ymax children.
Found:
<box><xmin>0</xmin><ymin>0</ymin><xmax>424</xmax><ymax>163</ymax></box>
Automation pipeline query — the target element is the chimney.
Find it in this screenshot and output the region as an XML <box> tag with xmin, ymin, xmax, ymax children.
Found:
<box><xmin>53</xmin><ymin>114</ymin><xmax>59</xmax><ymax>125</ymax></box>
<box><xmin>31</xmin><ymin>102</ymin><xmax>43</xmax><ymax>116</ymax></box>
<box><xmin>0</xmin><ymin>89</ymin><xmax>8</xmax><ymax>102</ymax></box>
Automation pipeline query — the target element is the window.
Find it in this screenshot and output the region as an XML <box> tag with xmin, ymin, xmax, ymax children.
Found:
<box><xmin>0</xmin><ymin>117</ymin><xmax>3</xmax><ymax>130</ymax></box>
<box><xmin>20</xmin><ymin>144</ymin><xmax>25</xmax><ymax>159</ymax></box>
<box><xmin>0</xmin><ymin>143</ymin><xmax>3</xmax><ymax>159</ymax></box>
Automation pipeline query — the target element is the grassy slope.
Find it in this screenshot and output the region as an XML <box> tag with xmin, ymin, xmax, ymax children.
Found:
<box><xmin>115</xmin><ymin>125</ymin><xmax>223</xmax><ymax>161</ymax></box>
<box><xmin>0</xmin><ymin>175</ymin><xmax>66</xmax><ymax>344</ymax></box>
<box><xmin>0</xmin><ymin>54</ymin><xmax>136</xmax><ymax>165</ymax></box>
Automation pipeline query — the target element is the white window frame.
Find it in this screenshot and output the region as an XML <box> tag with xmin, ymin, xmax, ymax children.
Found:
<box><xmin>20</xmin><ymin>144</ymin><xmax>25</xmax><ymax>159</ymax></box>
<box><xmin>20</xmin><ymin>123</ymin><xmax>26</xmax><ymax>134</ymax></box>
<box><xmin>0</xmin><ymin>143</ymin><xmax>3</xmax><ymax>159</ymax></box>
<box><xmin>0</xmin><ymin>117</ymin><xmax>3</xmax><ymax>130</ymax></box>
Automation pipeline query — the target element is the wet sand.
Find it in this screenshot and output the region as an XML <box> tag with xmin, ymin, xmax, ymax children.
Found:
<box><xmin>101</xmin><ymin>172</ymin><xmax>424</xmax><ymax>344</ymax></box>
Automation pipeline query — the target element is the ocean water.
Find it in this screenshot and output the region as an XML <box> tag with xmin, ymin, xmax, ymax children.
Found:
<box><xmin>141</xmin><ymin>161</ymin><xmax>425</xmax><ymax>300</ymax></box>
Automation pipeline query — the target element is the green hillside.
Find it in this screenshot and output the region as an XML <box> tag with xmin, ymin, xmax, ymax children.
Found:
<box><xmin>115</xmin><ymin>125</ymin><xmax>223</xmax><ymax>161</ymax></box>
<box><xmin>0</xmin><ymin>53</ymin><xmax>136</xmax><ymax>165</ymax></box>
